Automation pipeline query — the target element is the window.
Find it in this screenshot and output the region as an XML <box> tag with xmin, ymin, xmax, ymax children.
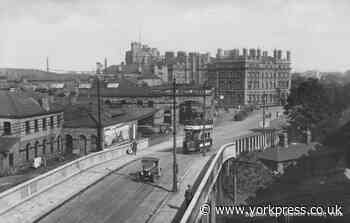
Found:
<box><xmin>57</xmin><ymin>115</ymin><xmax>61</xmax><ymax>127</ymax></box>
<box><xmin>42</xmin><ymin>118</ymin><xmax>47</xmax><ymax>130</ymax></box>
<box><xmin>26</xmin><ymin>143</ymin><xmax>30</xmax><ymax>161</ymax></box>
<box><xmin>50</xmin><ymin>137</ymin><xmax>54</xmax><ymax>153</ymax></box>
<box><xmin>3</xmin><ymin>122</ymin><xmax>11</xmax><ymax>135</ymax></box>
<box><xmin>9</xmin><ymin>153</ymin><xmax>14</xmax><ymax>167</ymax></box>
<box><xmin>34</xmin><ymin>120</ymin><xmax>39</xmax><ymax>132</ymax></box>
<box><xmin>50</xmin><ymin>116</ymin><xmax>54</xmax><ymax>129</ymax></box>
<box><xmin>25</xmin><ymin>121</ymin><xmax>30</xmax><ymax>134</ymax></box>
<box><xmin>148</xmin><ymin>101</ymin><xmax>154</xmax><ymax>108</ymax></box>
<box><xmin>42</xmin><ymin>139</ymin><xmax>46</xmax><ymax>155</ymax></box>
<box><xmin>34</xmin><ymin>141</ymin><xmax>39</xmax><ymax>157</ymax></box>
<box><xmin>137</xmin><ymin>100</ymin><xmax>143</xmax><ymax>106</ymax></box>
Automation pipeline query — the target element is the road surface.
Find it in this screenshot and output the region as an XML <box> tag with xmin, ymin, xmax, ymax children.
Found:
<box><xmin>37</xmin><ymin>107</ymin><xmax>282</xmax><ymax>223</ymax></box>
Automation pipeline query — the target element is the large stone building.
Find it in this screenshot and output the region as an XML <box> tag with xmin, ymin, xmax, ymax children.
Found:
<box><xmin>208</xmin><ymin>48</ymin><xmax>291</xmax><ymax>106</ymax></box>
<box><xmin>0</xmin><ymin>91</ymin><xmax>64</xmax><ymax>174</ymax></box>
<box><xmin>125</xmin><ymin>42</ymin><xmax>161</xmax><ymax>65</ymax></box>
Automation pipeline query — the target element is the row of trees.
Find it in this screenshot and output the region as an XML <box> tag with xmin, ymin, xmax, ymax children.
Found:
<box><xmin>284</xmin><ymin>76</ymin><xmax>350</xmax><ymax>143</ymax></box>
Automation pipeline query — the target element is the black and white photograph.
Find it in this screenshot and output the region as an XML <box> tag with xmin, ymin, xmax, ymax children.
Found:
<box><xmin>0</xmin><ymin>0</ymin><xmax>349</xmax><ymax>222</ymax></box>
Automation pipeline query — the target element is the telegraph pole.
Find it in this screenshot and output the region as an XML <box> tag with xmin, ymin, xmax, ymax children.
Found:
<box><xmin>172</xmin><ymin>77</ymin><xmax>178</xmax><ymax>192</ymax></box>
<box><xmin>96</xmin><ymin>75</ymin><xmax>103</xmax><ymax>151</ymax></box>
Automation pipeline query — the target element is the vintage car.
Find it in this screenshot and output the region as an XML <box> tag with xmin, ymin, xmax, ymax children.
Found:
<box><xmin>138</xmin><ymin>157</ymin><xmax>161</xmax><ymax>182</ymax></box>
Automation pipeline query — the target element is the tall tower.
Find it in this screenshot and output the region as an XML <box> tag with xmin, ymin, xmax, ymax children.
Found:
<box><xmin>46</xmin><ymin>57</ymin><xmax>49</xmax><ymax>73</ymax></box>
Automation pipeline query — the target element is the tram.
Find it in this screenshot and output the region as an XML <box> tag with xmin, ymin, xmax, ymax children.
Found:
<box><xmin>182</xmin><ymin>118</ymin><xmax>213</xmax><ymax>153</ymax></box>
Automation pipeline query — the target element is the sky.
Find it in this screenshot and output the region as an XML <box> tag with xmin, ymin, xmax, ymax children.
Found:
<box><xmin>1</xmin><ymin>0</ymin><xmax>350</xmax><ymax>72</ymax></box>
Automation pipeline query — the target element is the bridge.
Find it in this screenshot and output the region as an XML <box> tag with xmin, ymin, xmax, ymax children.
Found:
<box><xmin>180</xmin><ymin>129</ymin><xmax>280</xmax><ymax>223</ymax></box>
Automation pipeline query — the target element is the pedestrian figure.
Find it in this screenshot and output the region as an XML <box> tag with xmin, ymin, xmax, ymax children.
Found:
<box><xmin>185</xmin><ymin>184</ymin><xmax>193</xmax><ymax>207</ymax></box>
<box><xmin>132</xmin><ymin>140</ymin><xmax>138</xmax><ymax>155</ymax></box>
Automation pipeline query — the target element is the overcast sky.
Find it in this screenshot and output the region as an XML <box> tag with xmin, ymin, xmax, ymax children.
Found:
<box><xmin>1</xmin><ymin>0</ymin><xmax>349</xmax><ymax>72</ymax></box>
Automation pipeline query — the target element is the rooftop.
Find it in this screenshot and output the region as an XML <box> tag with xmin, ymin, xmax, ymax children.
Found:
<box><xmin>257</xmin><ymin>142</ymin><xmax>319</xmax><ymax>162</ymax></box>
<box><xmin>0</xmin><ymin>90</ymin><xmax>63</xmax><ymax>118</ymax></box>
<box><xmin>63</xmin><ymin>103</ymin><xmax>159</xmax><ymax>128</ymax></box>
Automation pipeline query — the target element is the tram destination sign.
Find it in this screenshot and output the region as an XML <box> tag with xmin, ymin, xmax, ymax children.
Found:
<box><xmin>184</xmin><ymin>124</ymin><xmax>213</xmax><ymax>130</ymax></box>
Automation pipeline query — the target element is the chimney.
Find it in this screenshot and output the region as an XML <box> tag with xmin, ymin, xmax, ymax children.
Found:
<box><xmin>273</xmin><ymin>49</ymin><xmax>277</xmax><ymax>58</ymax></box>
<box><xmin>277</xmin><ymin>50</ymin><xmax>282</xmax><ymax>60</ymax></box>
<box><xmin>257</xmin><ymin>49</ymin><xmax>261</xmax><ymax>59</ymax></box>
<box><xmin>286</xmin><ymin>51</ymin><xmax>291</xmax><ymax>61</ymax></box>
<box><xmin>243</xmin><ymin>48</ymin><xmax>247</xmax><ymax>57</ymax></box>
<box><xmin>263</xmin><ymin>51</ymin><xmax>268</xmax><ymax>57</ymax></box>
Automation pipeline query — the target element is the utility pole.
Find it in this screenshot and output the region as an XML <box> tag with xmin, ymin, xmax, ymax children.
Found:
<box><xmin>172</xmin><ymin>77</ymin><xmax>178</xmax><ymax>192</ymax></box>
<box><xmin>96</xmin><ymin>75</ymin><xmax>103</xmax><ymax>151</ymax></box>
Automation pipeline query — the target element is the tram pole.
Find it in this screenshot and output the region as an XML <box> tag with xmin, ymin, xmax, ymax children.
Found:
<box><xmin>172</xmin><ymin>77</ymin><xmax>178</xmax><ymax>192</ymax></box>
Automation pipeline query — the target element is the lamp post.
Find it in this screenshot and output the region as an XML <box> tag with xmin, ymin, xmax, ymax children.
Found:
<box><xmin>172</xmin><ymin>77</ymin><xmax>178</xmax><ymax>192</ymax></box>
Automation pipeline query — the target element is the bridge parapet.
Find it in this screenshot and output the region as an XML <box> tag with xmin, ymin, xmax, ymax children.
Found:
<box><xmin>180</xmin><ymin>129</ymin><xmax>279</xmax><ymax>223</ymax></box>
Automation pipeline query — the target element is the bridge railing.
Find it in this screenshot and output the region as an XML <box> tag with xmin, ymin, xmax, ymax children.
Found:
<box><xmin>0</xmin><ymin>138</ymin><xmax>148</xmax><ymax>216</ymax></box>
<box><xmin>180</xmin><ymin>142</ymin><xmax>236</xmax><ymax>223</ymax></box>
<box><xmin>180</xmin><ymin>130</ymin><xmax>279</xmax><ymax>223</ymax></box>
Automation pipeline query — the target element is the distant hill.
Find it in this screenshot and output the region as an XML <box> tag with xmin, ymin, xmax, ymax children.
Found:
<box><xmin>0</xmin><ymin>68</ymin><xmax>91</xmax><ymax>81</ymax></box>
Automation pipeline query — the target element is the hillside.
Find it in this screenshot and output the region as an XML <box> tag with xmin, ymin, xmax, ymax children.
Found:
<box><xmin>0</xmin><ymin>68</ymin><xmax>91</xmax><ymax>81</ymax></box>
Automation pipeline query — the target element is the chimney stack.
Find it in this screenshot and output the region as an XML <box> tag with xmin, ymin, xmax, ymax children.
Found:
<box><xmin>243</xmin><ymin>48</ymin><xmax>247</xmax><ymax>57</ymax></box>
<box><xmin>257</xmin><ymin>48</ymin><xmax>261</xmax><ymax>59</ymax></box>
<box><xmin>273</xmin><ymin>49</ymin><xmax>277</xmax><ymax>59</ymax></box>
<box><xmin>277</xmin><ymin>50</ymin><xmax>282</xmax><ymax>60</ymax></box>
<box><xmin>286</xmin><ymin>51</ymin><xmax>291</xmax><ymax>61</ymax></box>
<box><xmin>263</xmin><ymin>51</ymin><xmax>268</xmax><ymax>57</ymax></box>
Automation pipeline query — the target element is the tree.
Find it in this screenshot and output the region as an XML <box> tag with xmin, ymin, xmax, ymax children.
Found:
<box><xmin>284</xmin><ymin>78</ymin><xmax>346</xmax><ymax>142</ymax></box>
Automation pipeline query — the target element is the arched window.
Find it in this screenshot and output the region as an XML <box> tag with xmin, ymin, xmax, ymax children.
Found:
<box><xmin>26</xmin><ymin>143</ymin><xmax>30</xmax><ymax>161</ymax></box>
<box><xmin>50</xmin><ymin>137</ymin><xmax>54</xmax><ymax>153</ymax></box>
<box><xmin>57</xmin><ymin>136</ymin><xmax>61</xmax><ymax>152</ymax></box>
<box><xmin>42</xmin><ymin>139</ymin><xmax>46</xmax><ymax>155</ymax></box>
<box><xmin>91</xmin><ymin>135</ymin><xmax>98</xmax><ymax>152</ymax></box>
<box><xmin>34</xmin><ymin>141</ymin><xmax>39</xmax><ymax>157</ymax></box>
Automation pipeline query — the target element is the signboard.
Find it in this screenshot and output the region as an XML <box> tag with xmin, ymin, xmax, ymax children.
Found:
<box><xmin>107</xmin><ymin>83</ymin><xmax>119</xmax><ymax>88</ymax></box>
<box><xmin>79</xmin><ymin>83</ymin><xmax>92</xmax><ymax>89</ymax></box>
<box><xmin>104</xmin><ymin>123</ymin><xmax>131</xmax><ymax>147</ymax></box>
<box><xmin>50</xmin><ymin>83</ymin><xmax>65</xmax><ymax>89</ymax></box>
<box><xmin>184</xmin><ymin>124</ymin><xmax>213</xmax><ymax>130</ymax></box>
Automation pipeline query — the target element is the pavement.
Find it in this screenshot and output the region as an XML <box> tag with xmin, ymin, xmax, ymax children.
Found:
<box><xmin>1</xmin><ymin>107</ymin><xmax>283</xmax><ymax>223</ymax></box>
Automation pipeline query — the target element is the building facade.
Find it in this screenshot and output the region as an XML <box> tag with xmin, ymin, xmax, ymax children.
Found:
<box><xmin>208</xmin><ymin>48</ymin><xmax>291</xmax><ymax>107</ymax></box>
<box><xmin>0</xmin><ymin>91</ymin><xmax>64</xmax><ymax>174</ymax></box>
<box><xmin>125</xmin><ymin>42</ymin><xmax>161</xmax><ymax>65</ymax></box>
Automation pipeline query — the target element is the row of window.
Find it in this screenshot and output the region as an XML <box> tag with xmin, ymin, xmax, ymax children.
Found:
<box><xmin>24</xmin><ymin>115</ymin><xmax>62</xmax><ymax>135</ymax></box>
<box><xmin>247</xmin><ymin>72</ymin><xmax>290</xmax><ymax>79</ymax></box>
<box><xmin>20</xmin><ymin>137</ymin><xmax>61</xmax><ymax>161</ymax></box>
<box><xmin>1</xmin><ymin>115</ymin><xmax>62</xmax><ymax>136</ymax></box>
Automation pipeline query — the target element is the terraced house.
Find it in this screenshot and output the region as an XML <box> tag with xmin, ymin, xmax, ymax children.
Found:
<box><xmin>0</xmin><ymin>91</ymin><xmax>64</xmax><ymax>175</ymax></box>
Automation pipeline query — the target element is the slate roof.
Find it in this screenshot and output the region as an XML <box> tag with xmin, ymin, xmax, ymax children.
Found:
<box><xmin>0</xmin><ymin>137</ymin><xmax>20</xmax><ymax>154</ymax></box>
<box><xmin>257</xmin><ymin>143</ymin><xmax>318</xmax><ymax>162</ymax></box>
<box><xmin>79</xmin><ymin>77</ymin><xmax>152</xmax><ymax>98</ymax></box>
<box><xmin>63</xmin><ymin>103</ymin><xmax>158</xmax><ymax>128</ymax></box>
<box><xmin>0</xmin><ymin>90</ymin><xmax>62</xmax><ymax>118</ymax></box>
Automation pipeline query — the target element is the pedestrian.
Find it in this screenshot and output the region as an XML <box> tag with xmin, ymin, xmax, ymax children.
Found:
<box><xmin>184</xmin><ymin>184</ymin><xmax>193</xmax><ymax>207</ymax></box>
<box><xmin>132</xmin><ymin>140</ymin><xmax>138</xmax><ymax>155</ymax></box>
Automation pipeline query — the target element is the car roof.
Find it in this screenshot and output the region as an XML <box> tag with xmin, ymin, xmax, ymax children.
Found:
<box><xmin>141</xmin><ymin>157</ymin><xmax>159</xmax><ymax>162</ymax></box>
